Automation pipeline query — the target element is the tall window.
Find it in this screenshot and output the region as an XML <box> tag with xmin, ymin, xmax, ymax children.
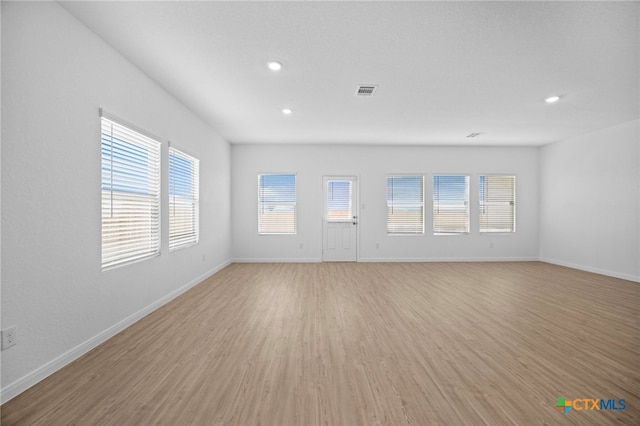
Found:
<box><xmin>433</xmin><ymin>175</ymin><xmax>469</xmax><ymax>234</ymax></box>
<box><xmin>258</xmin><ymin>174</ymin><xmax>297</xmax><ymax>234</ymax></box>
<box><xmin>479</xmin><ymin>175</ymin><xmax>516</xmax><ymax>233</ymax></box>
<box><xmin>169</xmin><ymin>147</ymin><xmax>199</xmax><ymax>250</ymax></box>
<box><xmin>101</xmin><ymin>115</ymin><xmax>161</xmax><ymax>269</ymax></box>
<box><xmin>387</xmin><ymin>175</ymin><xmax>424</xmax><ymax>234</ymax></box>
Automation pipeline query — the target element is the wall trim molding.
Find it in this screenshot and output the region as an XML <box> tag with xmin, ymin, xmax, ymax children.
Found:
<box><xmin>539</xmin><ymin>257</ymin><xmax>639</xmax><ymax>283</ymax></box>
<box><xmin>0</xmin><ymin>259</ymin><xmax>233</xmax><ymax>404</ymax></box>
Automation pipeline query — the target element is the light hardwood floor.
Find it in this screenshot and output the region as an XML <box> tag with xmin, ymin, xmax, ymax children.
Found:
<box><xmin>2</xmin><ymin>262</ymin><xmax>639</xmax><ymax>425</ymax></box>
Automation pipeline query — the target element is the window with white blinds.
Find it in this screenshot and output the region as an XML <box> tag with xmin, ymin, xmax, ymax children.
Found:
<box><xmin>479</xmin><ymin>175</ymin><xmax>516</xmax><ymax>233</ymax></box>
<box><xmin>101</xmin><ymin>116</ymin><xmax>161</xmax><ymax>269</ymax></box>
<box><xmin>326</xmin><ymin>180</ymin><xmax>353</xmax><ymax>222</ymax></box>
<box><xmin>387</xmin><ymin>175</ymin><xmax>424</xmax><ymax>234</ymax></box>
<box><xmin>169</xmin><ymin>147</ymin><xmax>199</xmax><ymax>251</ymax></box>
<box><xmin>258</xmin><ymin>174</ymin><xmax>296</xmax><ymax>235</ymax></box>
<box><xmin>433</xmin><ymin>175</ymin><xmax>469</xmax><ymax>234</ymax></box>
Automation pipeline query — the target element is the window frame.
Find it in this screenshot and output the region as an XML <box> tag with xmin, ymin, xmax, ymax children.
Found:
<box><xmin>325</xmin><ymin>178</ymin><xmax>354</xmax><ymax>223</ymax></box>
<box><xmin>257</xmin><ymin>173</ymin><xmax>297</xmax><ymax>235</ymax></box>
<box><xmin>386</xmin><ymin>174</ymin><xmax>425</xmax><ymax>235</ymax></box>
<box><xmin>168</xmin><ymin>146</ymin><xmax>200</xmax><ymax>251</ymax></box>
<box><xmin>479</xmin><ymin>174</ymin><xmax>516</xmax><ymax>234</ymax></box>
<box><xmin>432</xmin><ymin>174</ymin><xmax>470</xmax><ymax>235</ymax></box>
<box><xmin>100</xmin><ymin>112</ymin><xmax>162</xmax><ymax>270</ymax></box>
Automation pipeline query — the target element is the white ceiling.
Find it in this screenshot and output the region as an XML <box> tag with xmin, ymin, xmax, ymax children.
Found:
<box><xmin>59</xmin><ymin>1</ymin><xmax>639</xmax><ymax>146</ymax></box>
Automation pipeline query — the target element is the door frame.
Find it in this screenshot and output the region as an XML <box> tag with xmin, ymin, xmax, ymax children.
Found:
<box><xmin>321</xmin><ymin>175</ymin><xmax>360</xmax><ymax>262</ymax></box>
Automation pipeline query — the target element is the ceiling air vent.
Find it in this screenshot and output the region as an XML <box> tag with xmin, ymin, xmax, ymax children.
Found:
<box><xmin>355</xmin><ymin>85</ymin><xmax>378</xmax><ymax>97</ymax></box>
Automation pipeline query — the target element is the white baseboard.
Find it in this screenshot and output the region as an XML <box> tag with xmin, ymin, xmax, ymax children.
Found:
<box><xmin>358</xmin><ymin>256</ymin><xmax>539</xmax><ymax>263</ymax></box>
<box><xmin>539</xmin><ymin>257</ymin><xmax>640</xmax><ymax>283</ymax></box>
<box><xmin>232</xmin><ymin>257</ymin><xmax>537</xmax><ymax>263</ymax></box>
<box><xmin>231</xmin><ymin>257</ymin><xmax>322</xmax><ymax>263</ymax></box>
<box><xmin>0</xmin><ymin>259</ymin><xmax>232</xmax><ymax>404</ymax></box>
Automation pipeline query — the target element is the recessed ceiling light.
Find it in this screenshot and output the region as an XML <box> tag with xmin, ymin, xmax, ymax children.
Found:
<box><xmin>267</xmin><ymin>61</ymin><xmax>282</xmax><ymax>71</ymax></box>
<box><xmin>282</xmin><ymin>108</ymin><xmax>292</xmax><ymax>115</ymax></box>
<box><xmin>545</xmin><ymin>95</ymin><xmax>561</xmax><ymax>103</ymax></box>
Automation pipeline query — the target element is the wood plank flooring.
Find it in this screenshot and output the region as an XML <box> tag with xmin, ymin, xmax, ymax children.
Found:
<box><xmin>2</xmin><ymin>262</ymin><xmax>639</xmax><ymax>425</ymax></box>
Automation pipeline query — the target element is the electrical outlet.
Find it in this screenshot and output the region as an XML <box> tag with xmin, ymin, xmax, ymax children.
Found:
<box><xmin>2</xmin><ymin>326</ymin><xmax>17</xmax><ymax>350</ymax></box>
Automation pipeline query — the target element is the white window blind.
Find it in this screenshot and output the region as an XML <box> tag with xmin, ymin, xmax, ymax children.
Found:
<box><xmin>101</xmin><ymin>116</ymin><xmax>161</xmax><ymax>269</ymax></box>
<box><xmin>387</xmin><ymin>175</ymin><xmax>424</xmax><ymax>234</ymax></box>
<box><xmin>169</xmin><ymin>147</ymin><xmax>199</xmax><ymax>251</ymax></box>
<box><xmin>258</xmin><ymin>174</ymin><xmax>296</xmax><ymax>234</ymax></box>
<box><xmin>479</xmin><ymin>175</ymin><xmax>516</xmax><ymax>233</ymax></box>
<box><xmin>327</xmin><ymin>180</ymin><xmax>353</xmax><ymax>222</ymax></box>
<box><xmin>433</xmin><ymin>175</ymin><xmax>469</xmax><ymax>234</ymax></box>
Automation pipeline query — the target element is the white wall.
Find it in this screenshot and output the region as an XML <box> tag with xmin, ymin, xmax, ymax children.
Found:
<box><xmin>1</xmin><ymin>2</ymin><xmax>231</xmax><ymax>401</ymax></box>
<box><xmin>539</xmin><ymin>119</ymin><xmax>640</xmax><ymax>282</ymax></box>
<box><xmin>232</xmin><ymin>144</ymin><xmax>539</xmax><ymax>262</ymax></box>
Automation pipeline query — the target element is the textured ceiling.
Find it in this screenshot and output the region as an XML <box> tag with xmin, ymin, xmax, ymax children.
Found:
<box><xmin>60</xmin><ymin>1</ymin><xmax>639</xmax><ymax>146</ymax></box>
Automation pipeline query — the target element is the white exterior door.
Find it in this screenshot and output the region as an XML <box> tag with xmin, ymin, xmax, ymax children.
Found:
<box><xmin>322</xmin><ymin>176</ymin><xmax>358</xmax><ymax>262</ymax></box>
